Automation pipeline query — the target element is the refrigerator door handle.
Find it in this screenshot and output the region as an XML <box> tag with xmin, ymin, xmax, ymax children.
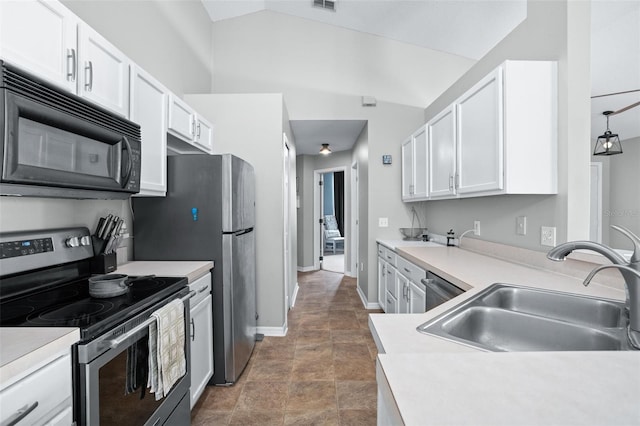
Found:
<box><xmin>226</xmin><ymin>228</ymin><xmax>254</xmax><ymax>237</ymax></box>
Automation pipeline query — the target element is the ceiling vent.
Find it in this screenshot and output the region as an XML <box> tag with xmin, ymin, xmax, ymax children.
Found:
<box><xmin>313</xmin><ymin>0</ymin><xmax>336</xmax><ymax>12</ymax></box>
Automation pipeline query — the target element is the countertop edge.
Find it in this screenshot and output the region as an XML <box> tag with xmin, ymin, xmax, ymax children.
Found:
<box><xmin>0</xmin><ymin>327</ymin><xmax>80</xmax><ymax>390</ymax></box>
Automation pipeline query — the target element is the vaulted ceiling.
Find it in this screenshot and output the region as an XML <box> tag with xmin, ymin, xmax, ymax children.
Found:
<box><xmin>201</xmin><ymin>0</ymin><xmax>639</xmax><ymax>154</ymax></box>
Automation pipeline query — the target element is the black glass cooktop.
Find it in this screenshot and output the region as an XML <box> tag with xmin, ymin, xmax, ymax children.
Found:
<box><xmin>0</xmin><ymin>275</ymin><xmax>187</xmax><ymax>341</ymax></box>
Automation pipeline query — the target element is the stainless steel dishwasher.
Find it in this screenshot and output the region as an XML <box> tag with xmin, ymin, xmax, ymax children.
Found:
<box><xmin>422</xmin><ymin>271</ymin><xmax>466</xmax><ymax>311</ymax></box>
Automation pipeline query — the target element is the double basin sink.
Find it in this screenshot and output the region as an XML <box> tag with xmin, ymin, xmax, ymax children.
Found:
<box><xmin>418</xmin><ymin>283</ymin><xmax>636</xmax><ymax>351</ymax></box>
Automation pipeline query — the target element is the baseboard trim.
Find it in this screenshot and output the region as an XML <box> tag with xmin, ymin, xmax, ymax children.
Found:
<box><xmin>257</xmin><ymin>324</ymin><xmax>288</xmax><ymax>337</ymax></box>
<box><xmin>356</xmin><ymin>285</ymin><xmax>381</xmax><ymax>310</ymax></box>
<box><xmin>290</xmin><ymin>282</ymin><xmax>300</xmax><ymax>308</ymax></box>
<box><xmin>297</xmin><ymin>265</ymin><xmax>316</xmax><ymax>272</ymax></box>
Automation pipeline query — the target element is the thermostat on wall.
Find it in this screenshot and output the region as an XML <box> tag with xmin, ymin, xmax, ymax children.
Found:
<box><xmin>382</xmin><ymin>155</ymin><xmax>392</xmax><ymax>165</ymax></box>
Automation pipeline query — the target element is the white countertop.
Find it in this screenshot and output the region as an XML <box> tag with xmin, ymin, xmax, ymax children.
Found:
<box><xmin>115</xmin><ymin>260</ymin><xmax>213</xmax><ymax>283</ymax></box>
<box><xmin>378</xmin><ymin>351</ymin><xmax>640</xmax><ymax>426</ymax></box>
<box><xmin>369</xmin><ymin>246</ymin><xmax>639</xmax><ymax>425</ymax></box>
<box><xmin>0</xmin><ymin>328</ymin><xmax>79</xmax><ymax>389</ymax></box>
<box><xmin>376</xmin><ymin>239</ymin><xmax>445</xmax><ymax>251</ymax></box>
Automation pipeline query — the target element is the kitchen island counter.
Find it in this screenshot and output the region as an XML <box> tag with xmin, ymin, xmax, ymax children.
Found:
<box><xmin>370</xmin><ymin>245</ymin><xmax>639</xmax><ymax>425</ymax></box>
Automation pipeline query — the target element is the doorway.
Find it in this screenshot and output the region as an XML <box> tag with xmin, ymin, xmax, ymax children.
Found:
<box><xmin>314</xmin><ymin>167</ymin><xmax>347</xmax><ymax>274</ymax></box>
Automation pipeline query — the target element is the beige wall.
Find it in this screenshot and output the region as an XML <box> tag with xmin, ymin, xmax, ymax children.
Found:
<box><xmin>184</xmin><ymin>93</ymin><xmax>296</xmax><ymax>332</ymax></box>
<box><xmin>211</xmin><ymin>10</ymin><xmax>474</xmax><ymax>108</ymax></box>
<box><xmin>420</xmin><ymin>0</ymin><xmax>592</xmax><ymax>251</ymax></box>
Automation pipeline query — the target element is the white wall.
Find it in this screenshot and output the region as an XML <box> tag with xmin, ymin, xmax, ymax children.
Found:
<box><xmin>211</xmin><ymin>10</ymin><xmax>474</xmax><ymax>108</ymax></box>
<box><xmin>420</xmin><ymin>0</ymin><xmax>592</xmax><ymax>250</ymax></box>
<box><xmin>603</xmin><ymin>137</ymin><xmax>640</xmax><ymax>249</ymax></box>
<box><xmin>184</xmin><ymin>93</ymin><xmax>296</xmax><ymax>333</ymax></box>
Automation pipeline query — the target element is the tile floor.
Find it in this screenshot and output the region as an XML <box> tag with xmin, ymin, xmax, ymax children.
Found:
<box><xmin>191</xmin><ymin>270</ymin><xmax>383</xmax><ymax>425</ymax></box>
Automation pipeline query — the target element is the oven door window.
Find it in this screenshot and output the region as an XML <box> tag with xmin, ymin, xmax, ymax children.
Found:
<box><xmin>91</xmin><ymin>337</ymin><xmax>164</xmax><ymax>425</ymax></box>
<box><xmin>2</xmin><ymin>92</ymin><xmax>129</xmax><ymax>190</ymax></box>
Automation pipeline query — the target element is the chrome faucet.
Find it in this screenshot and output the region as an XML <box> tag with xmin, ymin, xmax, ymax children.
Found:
<box><xmin>546</xmin><ymin>225</ymin><xmax>640</xmax><ymax>348</ymax></box>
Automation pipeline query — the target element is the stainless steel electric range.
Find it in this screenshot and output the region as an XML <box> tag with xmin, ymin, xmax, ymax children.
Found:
<box><xmin>0</xmin><ymin>227</ymin><xmax>193</xmax><ymax>426</ymax></box>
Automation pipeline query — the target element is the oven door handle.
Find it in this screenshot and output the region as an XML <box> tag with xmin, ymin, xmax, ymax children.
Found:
<box><xmin>107</xmin><ymin>291</ymin><xmax>195</xmax><ymax>349</ymax></box>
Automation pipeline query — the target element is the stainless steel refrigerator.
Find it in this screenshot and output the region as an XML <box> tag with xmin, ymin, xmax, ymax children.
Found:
<box><xmin>133</xmin><ymin>154</ymin><xmax>256</xmax><ymax>385</ymax></box>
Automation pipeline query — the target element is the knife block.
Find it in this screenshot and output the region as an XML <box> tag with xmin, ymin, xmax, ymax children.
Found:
<box><xmin>91</xmin><ymin>253</ymin><xmax>117</xmax><ymax>274</ymax></box>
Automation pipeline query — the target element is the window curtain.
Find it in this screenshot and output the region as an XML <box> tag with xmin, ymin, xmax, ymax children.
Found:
<box><xmin>333</xmin><ymin>171</ymin><xmax>344</xmax><ymax>236</ymax></box>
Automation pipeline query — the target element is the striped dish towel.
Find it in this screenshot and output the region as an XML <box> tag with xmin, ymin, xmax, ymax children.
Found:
<box><xmin>148</xmin><ymin>298</ymin><xmax>186</xmax><ymax>400</ymax></box>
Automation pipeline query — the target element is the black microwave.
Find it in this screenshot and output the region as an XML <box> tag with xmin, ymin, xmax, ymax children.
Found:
<box><xmin>0</xmin><ymin>60</ymin><xmax>141</xmax><ymax>199</ymax></box>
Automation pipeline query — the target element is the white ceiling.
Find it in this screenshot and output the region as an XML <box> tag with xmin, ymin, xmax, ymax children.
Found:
<box><xmin>202</xmin><ymin>0</ymin><xmax>640</xmax><ymax>154</ymax></box>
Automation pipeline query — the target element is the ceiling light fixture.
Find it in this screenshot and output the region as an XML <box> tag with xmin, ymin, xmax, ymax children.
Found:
<box><xmin>319</xmin><ymin>143</ymin><xmax>332</xmax><ymax>155</ymax></box>
<box><xmin>593</xmin><ymin>111</ymin><xmax>623</xmax><ymax>156</ymax></box>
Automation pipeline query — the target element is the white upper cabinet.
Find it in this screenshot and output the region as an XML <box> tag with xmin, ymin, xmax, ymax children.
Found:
<box><xmin>168</xmin><ymin>94</ymin><xmax>194</xmax><ymax>142</ymax></box>
<box><xmin>428</xmin><ymin>105</ymin><xmax>457</xmax><ymax>199</ymax></box>
<box><xmin>130</xmin><ymin>65</ymin><xmax>168</xmax><ymax>196</ymax></box>
<box><xmin>194</xmin><ymin>117</ymin><xmax>214</xmax><ymax>153</ymax></box>
<box><xmin>0</xmin><ymin>0</ymin><xmax>78</xmax><ymax>93</ymax></box>
<box><xmin>0</xmin><ymin>0</ymin><xmax>130</xmax><ymax>117</ymax></box>
<box><xmin>401</xmin><ymin>125</ymin><xmax>428</xmax><ymax>202</ymax></box>
<box><xmin>405</xmin><ymin>60</ymin><xmax>557</xmax><ymax>202</ymax></box>
<box><xmin>78</xmin><ymin>24</ymin><xmax>130</xmax><ymax>117</ymax></box>
<box><xmin>456</xmin><ymin>67</ymin><xmax>504</xmax><ymax>195</ymax></box>
<box><xmin>167</xmin><ymin>94</ymin><xmax>214</xmax><ymax>154</ymax></box>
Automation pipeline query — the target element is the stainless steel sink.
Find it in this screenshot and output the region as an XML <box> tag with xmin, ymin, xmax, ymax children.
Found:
<box><xmin>418</xmin><ymin>283</ymin><xmax>635</xmax><ymax>351</ymax></box>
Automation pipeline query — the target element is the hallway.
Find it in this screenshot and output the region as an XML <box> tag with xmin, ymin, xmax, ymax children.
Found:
<box><xmin>191</xmin><ymin>270</ymin><xmax>382</xmax><ymax>425</ymax></box>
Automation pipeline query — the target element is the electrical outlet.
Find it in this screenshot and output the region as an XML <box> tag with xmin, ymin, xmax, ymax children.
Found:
<box><xmin>541</xmin><ymin>226</ymin><xmax>556</xmax><ymax>247</ymax></box>
<box><xmin>516</xmin><ymin>216</ymin><xmax>527</xmax><ymax>235</ymax></box>
<box><xmin>378</xmin><ymin>217</ymin><xmax>389</xmax><ymax>227</ymax></box>
<box><xmin>360</xmin><ymin>263</ymin><xmax>364</xmax><ymax>271</ymax></box>
<box><xmin>473</xmin><ymin>221</ymin><xmax>481</xmax><ymax>236</ymax></box>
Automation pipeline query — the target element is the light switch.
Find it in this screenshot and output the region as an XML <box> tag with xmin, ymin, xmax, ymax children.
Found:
<box><xmin>379</xmin><ymin>217</ymin><xmax>389</xmax><ymax>227</ymax></box>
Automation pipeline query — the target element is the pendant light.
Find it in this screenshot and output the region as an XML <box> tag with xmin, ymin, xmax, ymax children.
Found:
<box><xmin>593</xmin><ymin>111</ymin><xmax>623</xmax><ymax>156</ymax></box>
<box><xmin>319</xmin><ymin>143</ymin><xmax>332</xmax><ymax>155</ymax></box>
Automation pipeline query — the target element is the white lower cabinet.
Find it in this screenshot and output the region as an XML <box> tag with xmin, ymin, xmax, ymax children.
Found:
<box><xmin>188</xmin><ymin>273</ymin><xmax>214</xmax><ymax>409</ymax></box>
<box><xmin>378</xmin><ymin>243</ymin><xmax>427</xmax><ymax>314</ymax></box>
<box><xmin>0</xmin><ymin>352</ymin><xmax>72</xmax><ymax>426</ymax></box>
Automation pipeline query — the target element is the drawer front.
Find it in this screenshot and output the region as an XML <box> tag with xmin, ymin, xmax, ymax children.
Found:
<box><xmin>377</xmin><ymin>244</ymin><xmax>387</xmax><ymax>258</ymax></box>
<box><xmin>188</xmin><ymin>272</ymin><xmax>212</xmax><ymax>306</ymax></box>
<box><xmin>396</xmin><ymin>256</ymin><xmax>426</xmax><ymax>284</ymax></box>
<box><xmin>383</xmin><ymin>249</ymin><xmax>397</xmax><ymax>267</ymax></box>
<box><xmin>0</xmin><ymin>353</ymin><xmax>72</xmax><ymax>426</ymax></box>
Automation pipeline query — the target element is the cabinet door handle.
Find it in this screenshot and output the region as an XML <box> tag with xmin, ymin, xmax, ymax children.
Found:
<box><xmin>455</xmin><ymin>173</ymin><xmax>460</xmax><ymax>189</ymax></box>
<box><xmin>84</xmin><ymin>61</ymin><xmax>93</xmax><ymax>92</ymax></box>
<box><xmin>3</xmin><ymin>401</ymin><xmax>38</xmax><ymax>426</ymax></box>
<box><xmin>402</xmin><ymin>283</ymin><xmax>407</xmax><ymax>299</ymax></box>
<box><xmin>197</xmin><ymin>285</ymin><xmax>208</xmax><ymax>294</ymax></box>
<box><xmin>449</xmin><ymin>174</ymin><xmax>454</xmax><ymax>191</ymax></box>
<box><xmin>190</xmin><ymin>318</ymin><xmax>195</xmax><ymax>341</ymax></box>
<box><xmin>196</xmin><ymin>122</ymin><xmax>201</xmax><ymax>138</ymax></box>
<box><xmin>404</xmin><ymin>267</ymin><xmax>411</xmax><ymax>273</ymax></box>
<box><xmin>67</xmin><ymin>48</ymin><xmax>76</xmax><ymax>81</ymax></box>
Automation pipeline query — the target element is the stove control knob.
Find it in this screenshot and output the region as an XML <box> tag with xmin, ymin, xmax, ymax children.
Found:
<box><xmin>80</xmin><ymin>235</ymin><xmax>92</xmax><ymax>247</ymax></box>
<box><xmin>65</xmin><ymin>236</ymin><xmax>80</xmax><ymax>248</ymax></box>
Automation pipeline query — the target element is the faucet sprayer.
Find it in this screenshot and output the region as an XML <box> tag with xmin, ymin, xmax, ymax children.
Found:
<box><xmin>546</xmin><ymin>225</ymin><xmax>640</xmax><ymax>349</ymax></box>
